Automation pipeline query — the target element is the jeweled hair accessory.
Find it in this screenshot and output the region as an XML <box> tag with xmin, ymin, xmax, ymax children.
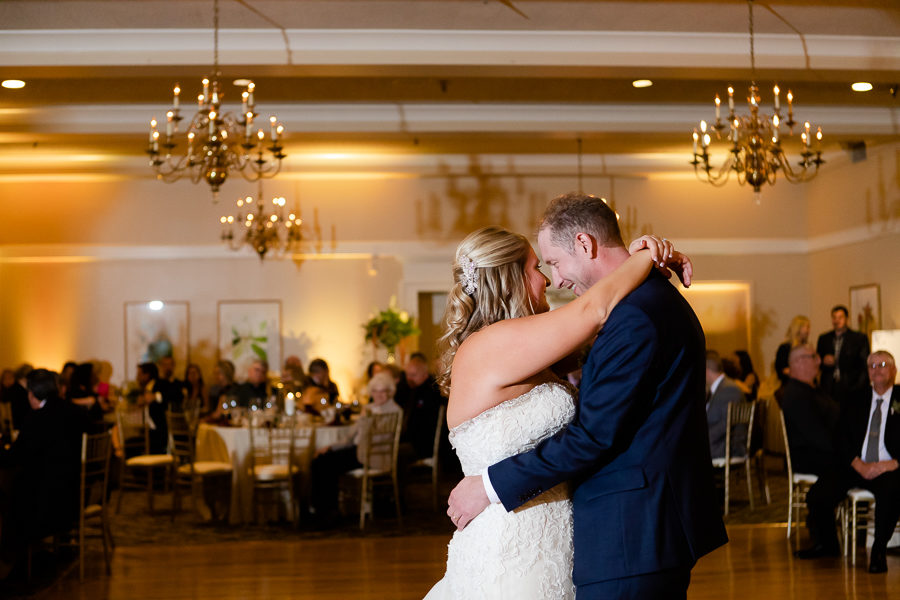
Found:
<box><xmin>461</xmin><ymin>255</ymin><xmax>478</xmax><ymax>295</ymax></box>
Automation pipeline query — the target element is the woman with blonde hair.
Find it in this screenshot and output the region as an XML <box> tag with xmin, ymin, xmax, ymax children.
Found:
<box><xmin>775</xmin><ymin>315</ymin><xmax>810</xmax><ymax>383</ymax></box>
<box><xmin>425</xmin><ymin>224</ymin><xmax>690</xmax><ymax>599</ymax></box>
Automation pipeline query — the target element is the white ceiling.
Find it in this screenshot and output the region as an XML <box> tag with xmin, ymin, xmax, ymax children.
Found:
<box><xmin>0</xmin><ymin>0</ymin><xmax>898</xmax><ymax>180</ymax></box>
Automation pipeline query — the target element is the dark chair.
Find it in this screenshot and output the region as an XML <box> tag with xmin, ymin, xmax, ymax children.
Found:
<box><xmin>409</xmin><ymin>404</ymin><xmax>446</xmax><ymax>511</ymax></box>
<box><xmin>115</xmin><ymin>405</ymin><xmax>173</xmax><ymax>514</ymax></box>
<box><xmin>167</xmin><ymin>411</ymin><xmax>232</xmax><ymax>520</ymax></box>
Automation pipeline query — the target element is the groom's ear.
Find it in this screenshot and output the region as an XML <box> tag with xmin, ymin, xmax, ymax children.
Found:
<box><xmin>574</xmin><ymin>232</ymin><xmax>597</xmax><ymax>258</ymax></box>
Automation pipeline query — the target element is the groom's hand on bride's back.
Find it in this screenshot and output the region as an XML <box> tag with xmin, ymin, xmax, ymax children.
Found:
<box><xmin>447</xmin><ymin>475</ymin><xmax>490</xmax><ymax>531</ymax></box>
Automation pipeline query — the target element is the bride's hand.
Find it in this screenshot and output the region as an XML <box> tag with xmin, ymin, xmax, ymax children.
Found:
<box><xmin>628</xmin><ymin>235</ymin><xmax>672</xmax><ymax>266</ymax></box>
<box><xmin>628</xmin><ymin>235</ymin><xmax>693</xmax><ymax>288</ymax></box>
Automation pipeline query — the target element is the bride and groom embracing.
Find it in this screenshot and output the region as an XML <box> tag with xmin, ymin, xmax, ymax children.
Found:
<box><xmin>425</xmin><ymin>193</ymin><xmax>728</xmax><ymax>599</ymax></box>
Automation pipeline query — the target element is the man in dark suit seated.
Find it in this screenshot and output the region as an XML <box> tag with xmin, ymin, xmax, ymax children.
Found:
<box><xmin>797</xmin><ymin>351</ymin><xmax>900</xmax><ymax>573</ymax></box>
<box><xmin>136</xmin><ymin>362</ymin><xmax>168</xmax><ymax>455</ymax></box>
<box><xmin>155</xmin><ymin>355</ymin><xmax>185</xmax><ymax>413</ymax></box>
<box><xmin>5</xmin><ymin>364</ymin><xmax>33</xmax><ymax>432</ymax></box>
<box><xmin>232</xmin><ymin>359</ymin><xmax>270</xmax><ymax>408</ymax></box>
<box><xmin>816</xmin><ymin>304</ymin><xmax>870</xmax><ymax>406</ymax></box>
<box><xmin>780</xmin><ymin>344</ymin><xmax>840</xmax><ymax>478</ymax></box>
<box><xmin>706</xmin><ymin>350</ymin><xmax>747</xmax><ymax>461</ymax></box>
<box><xmin>0</xmin><ymin>369</ymin><xmax>87</xmax><ymax>575</ymax></box>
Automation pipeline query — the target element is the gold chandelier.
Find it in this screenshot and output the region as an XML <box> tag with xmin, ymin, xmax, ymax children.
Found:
<box><xmin>220</xmin><ymin>182</ymin><xmax>303</xmax><ymax>260</ymax></box>
<box><xmin>146</xmin><ymin>0</ymin><xmax>285</xmax><ymax>197</ymax></box>
<box><xmin>691</xmin><ymin>0</ymin><xmax>823</xmax><ymax>199</ymax></box>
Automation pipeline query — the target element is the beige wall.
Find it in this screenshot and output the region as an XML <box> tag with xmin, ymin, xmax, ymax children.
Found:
<box><xmin>806</xmin><ymin>142</ymin><xmax>900</xmax><ymax>343</ymax></box>
<box><xmin>2</xmin><ymin>145</ymin><xmax>896</xmax><ymax>389</ymax></box>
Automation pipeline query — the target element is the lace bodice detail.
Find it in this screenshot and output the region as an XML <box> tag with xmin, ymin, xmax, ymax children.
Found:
<box><xmin>425</xmin><ymin>383</ymin><xmax>576</xmax><ymax>600</ymax></box>
<box><xmin>450</xmin><ymin>382</ymin><xmax>576</xmax><ymax>476</ymax></box>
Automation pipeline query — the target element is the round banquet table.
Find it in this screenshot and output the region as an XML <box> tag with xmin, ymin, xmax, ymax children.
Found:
<box><xmin>196</xmin><ymin>422</ymin><xmax>353</xmax><ymax>524</ymax></box>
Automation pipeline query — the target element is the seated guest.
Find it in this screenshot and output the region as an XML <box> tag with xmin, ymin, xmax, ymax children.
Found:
<box><xmin>58</xmin><ymin>361</ymin><xmax>78</xmax><ymax>399</ymax></box>
<box><xmin>306</xmin><ymin>358</ymin><xmax>340</xmax><ymax>404</ymax></box>
<box><xmin>232</xmin><ymin>359</ymin><xmax>270</xmax><ymax>408</ymax></box>
<box><xmin>208</xmin><ymin>360</ymin><xmax>236</xmax><ymax>413</ymax></box>
<box><xmin>0</xmin><ymin>369</ymin><xmax>87</xmax><ymax>572</ymax></box>
<box><xmin>706</xmin><ymin>351</ymin><xmax>747</xmax><ymax>461</ymax></box>
<box><xmin>781</xmin><ymin>344</ymin><xmax>840</xmax><ymax>476</ymax></box>
<box><xmin>775</xmin><ymin>316</ymin><xmax>811</xmax><ymax>385</ymax></box>
<box><xmin>797</xmin><ymin>351</ymin><xmax>900</xmax><ymax>572</ymax></box>
<box><xmin>0</xmin><ymin>369</ymin><xmax>16</xmax><ymax>433</ymax></box>
<box><xmin>136</xmin><ymin>362</ymin><xmax>168</xmax><ymax>454</ymax></box>
<box><xmin>281</xmin><ymin>355</ymin><xmax>310</xmax><ymax>393</ymax></box>
<box><xmin>397</xmin><ymin>353</ymin><xmax>446</xmax><ymax>461</ymax></box>
<box><xmin>183</xmin><ymin>363</ymin><xmax>209</xmax><ymax>417</ymax></box>
<box><xmin>156</xmin><ymin>355</ymin><xmax>185</xmax><ymax>413</ymax></box>
<box><xmin>310</xmin><ymin>371</ymin><xmax>402</xmax><ymax>524</ymax></box>
<box><xmin>6</xmin><ymin>364</ymin><xmax>33</xmax><ymax>431</ymax></box>
<box><xmin>366</xmin><ymin>361</ymin><xmax>385</xmax><ymax>380</ymax></box>
<box><xmin>67</xmin><ymin>362</ymin><xmax>110</xmax><ymax>421</ymax></box>
<box><xmin>730</xmin><ymin>350</ymin><xmax>759</xmax><ymax>401</ymax></box>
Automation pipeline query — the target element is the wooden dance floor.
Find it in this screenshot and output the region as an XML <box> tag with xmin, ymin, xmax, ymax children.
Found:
<box><xmin>33</xmin><ymin>525</ymin><xmax>900</xmax><ymax>599</ymax></box>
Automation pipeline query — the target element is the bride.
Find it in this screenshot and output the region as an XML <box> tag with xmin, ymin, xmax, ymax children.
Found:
<box><xmin>424</xmin><ymin>226</ymin><xmax>688</xmax><ymax>599</ymax></box>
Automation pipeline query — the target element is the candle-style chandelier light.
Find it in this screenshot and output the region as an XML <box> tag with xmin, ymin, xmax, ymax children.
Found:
<box><xmin>220</xmin><ymin>182</ymin><xmax>303</xmax><ymax>260</ymax></box>
<box><xmin>691</xmin><ymin>0</ymin><xmax>824</xmax><ymax>199</ymax></box>
<box><xmin>146</xmin><ymin>0</ymin><xmax>285</xmax><ymax>197</ymax></box>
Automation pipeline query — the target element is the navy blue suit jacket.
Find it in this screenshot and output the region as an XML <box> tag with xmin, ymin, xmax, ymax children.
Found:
<box><xmin>488</xmin><ymin>271</ymin><xmax>728</xmax><ymax>586</ymax></box>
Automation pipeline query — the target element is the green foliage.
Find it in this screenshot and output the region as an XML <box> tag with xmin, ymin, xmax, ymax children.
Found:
<box><xmin>363</xmin><ymin>297</ymin><xmax>420</xmax><ymax>353</ymax></box>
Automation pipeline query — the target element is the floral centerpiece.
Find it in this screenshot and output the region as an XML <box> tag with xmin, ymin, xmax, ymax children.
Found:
<box><xmin>363</xmin><ymin>296</ymin><xmax>420</xmax><ymax>361</ymax></box>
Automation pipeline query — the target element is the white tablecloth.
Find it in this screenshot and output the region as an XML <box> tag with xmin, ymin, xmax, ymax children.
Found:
<box><xmin>196</xmin><ymin>423</ymin><xmax>353</xmax><ymax>524</ymax></box>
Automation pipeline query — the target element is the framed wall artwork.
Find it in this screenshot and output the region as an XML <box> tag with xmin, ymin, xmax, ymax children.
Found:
<box><xmin>680</xmin><ymin>281</ymin><xmax>752</xmax><ymax>355</ymax></box>
<box><xmin>849</xmin><ymin>283</ymin><xmax>880</xmax><ymax>338</ymax></box>
<box><xmin>217</xmin><ymin>300</ymin><xmax>282</xmax><ymax>378</ymax></box>
<box><xmin>124</xmin><ymin>300</ymin><xmax>190</xmax><ymax>382</ymax></box>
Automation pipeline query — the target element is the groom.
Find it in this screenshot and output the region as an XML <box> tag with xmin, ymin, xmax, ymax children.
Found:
<box><xmin>448</xmin><ymin>193</ymin><xmax>727</xmax><ymax>598</ymax></box>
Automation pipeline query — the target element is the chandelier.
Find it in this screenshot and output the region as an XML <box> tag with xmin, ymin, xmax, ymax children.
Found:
<box><xmin>220</xmin><ymin>182</ymin><xmax>303</xmax><ymax>260</ymax></box>
<box><xmin>691</xmin><ymin>0</ymin><xmax>823</xmax><ymax>199</ymax></box>
<box><xmin>146</xmin><ymin>0</ymin><xmax>285</xmax><ymax>197</ymax></box>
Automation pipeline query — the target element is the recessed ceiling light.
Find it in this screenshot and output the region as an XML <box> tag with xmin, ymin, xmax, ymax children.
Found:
<box><xmin>233</xmin><ymin>78</ymin><xmax>252</xmax><ymax>87</ymax></box>
<box><xmin>851</xmin><ymin>82</ymin><xmax>873</xmax><ymax>92</ymax></box>
<box><xmin>632</xmin><ymin>79</ymin><xmax>653</xmax><ymax>88</ymax></box>
<box><xmin>147</xmin><ymin>300</ymin><xmax>164</xmax><ymax>311</ymax></box>
<box><xmin>1</xmin><ymin>80</ymin><xmax>25</xmax><ymax>89</ymax></box>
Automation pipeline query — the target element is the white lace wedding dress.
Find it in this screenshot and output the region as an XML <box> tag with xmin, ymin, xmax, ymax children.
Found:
<box><xmin>424</xmin><ymin>382</ymin><xmax>576</xmax><ymax>599</ymax></box>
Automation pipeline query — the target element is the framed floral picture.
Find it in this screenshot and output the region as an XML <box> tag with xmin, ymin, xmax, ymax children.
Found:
<box><xmin>850</xmin><ymin>284</ymin><xmax>880</xmax><ymax>338</ymax></box>
<box><xmin>217</xmin><ymin>300</ymin><xmax>282</xmax><ymax>378</ymax></box>
<box><xmin>124</xmin><ymin>300</ymin><xmax>190</xmax><ymax>383</ymax></box>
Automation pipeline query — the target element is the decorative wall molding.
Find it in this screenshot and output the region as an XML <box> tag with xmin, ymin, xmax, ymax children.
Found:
<box><xmin>2</xmin><ymin>223</ymin><xmax>895</xmax><ymax>265</ymax></box>
<box><xmin>2</xmin><ymin>29</ymin><xmax>898</xmax><ymax>70</ymax></box>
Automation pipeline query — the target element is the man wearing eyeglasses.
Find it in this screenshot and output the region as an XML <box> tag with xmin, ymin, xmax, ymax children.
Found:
<box><xmin>798</xmin><ymin>351</ymin><xmax>900</xmax><ymax>573</ymax></box>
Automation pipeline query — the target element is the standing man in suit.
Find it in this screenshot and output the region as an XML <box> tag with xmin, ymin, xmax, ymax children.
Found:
<box><xmin>816</xmin><ymin>305</ymin><xmax>870</xmax><ymax>406</ymax></box>
<box><xmin>706</xmin><ymin>350</ymin><xmax>747</xmax><ymax>460</ymax></box>
<box><xmin>797</xmin><ymin>350</ymin><xmax>900</xmax><ymax>572</ymax></box>
<box><xmin>448</xmin><ymin>193</ymin><xmax>727</xmax><ymax>599</ymax></box>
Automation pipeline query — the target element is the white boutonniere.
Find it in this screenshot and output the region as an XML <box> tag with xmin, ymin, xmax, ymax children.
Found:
<box><xmin>891</xmin><ymin>398</ymin><xmax>900</xmax><ymax>416</ymax></box>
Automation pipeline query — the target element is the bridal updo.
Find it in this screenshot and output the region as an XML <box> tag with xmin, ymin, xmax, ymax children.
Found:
<box><xmin>436</xmin><ymin>226</ymin><xmax>537</xmax><ymax>395</ymax></box>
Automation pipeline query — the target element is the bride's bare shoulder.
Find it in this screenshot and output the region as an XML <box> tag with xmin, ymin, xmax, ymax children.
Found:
<box><xmin>446</xmin><ymin>334</ymin><xmax>504</xmax><ymax>428</ymax></box>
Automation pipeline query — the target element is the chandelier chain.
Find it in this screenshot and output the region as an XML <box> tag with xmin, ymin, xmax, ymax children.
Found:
<box><xmin>213</xmin><ymin>0</ymin><xmax>219</xmax><ymax>72</ymax></box>
<box><xmin>748</xmin><ymin>0</ymin><xmax>755</xmax><ymax>81</ymax></box>
<box><xmin>146</xmin><ymin>0</ymin><xmax>286</xmax><ymax>196</ymax></box>
<box><xmin>689</xmin><ymin>0</ymin><xmax>823</xmax><ymax>196</ymax></box>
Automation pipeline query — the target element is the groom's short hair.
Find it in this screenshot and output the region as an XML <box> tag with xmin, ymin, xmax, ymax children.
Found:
<box><xmin>540</xmin><ymin>192</ymin><xmax>625</xmax><ymax>251</ymax></box>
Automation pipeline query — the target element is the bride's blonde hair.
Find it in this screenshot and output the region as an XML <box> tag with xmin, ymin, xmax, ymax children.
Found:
<box><xmin>436</xmin><ymin>226</ymin><xmax>536</xmax><ymax>395</ymax></box>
